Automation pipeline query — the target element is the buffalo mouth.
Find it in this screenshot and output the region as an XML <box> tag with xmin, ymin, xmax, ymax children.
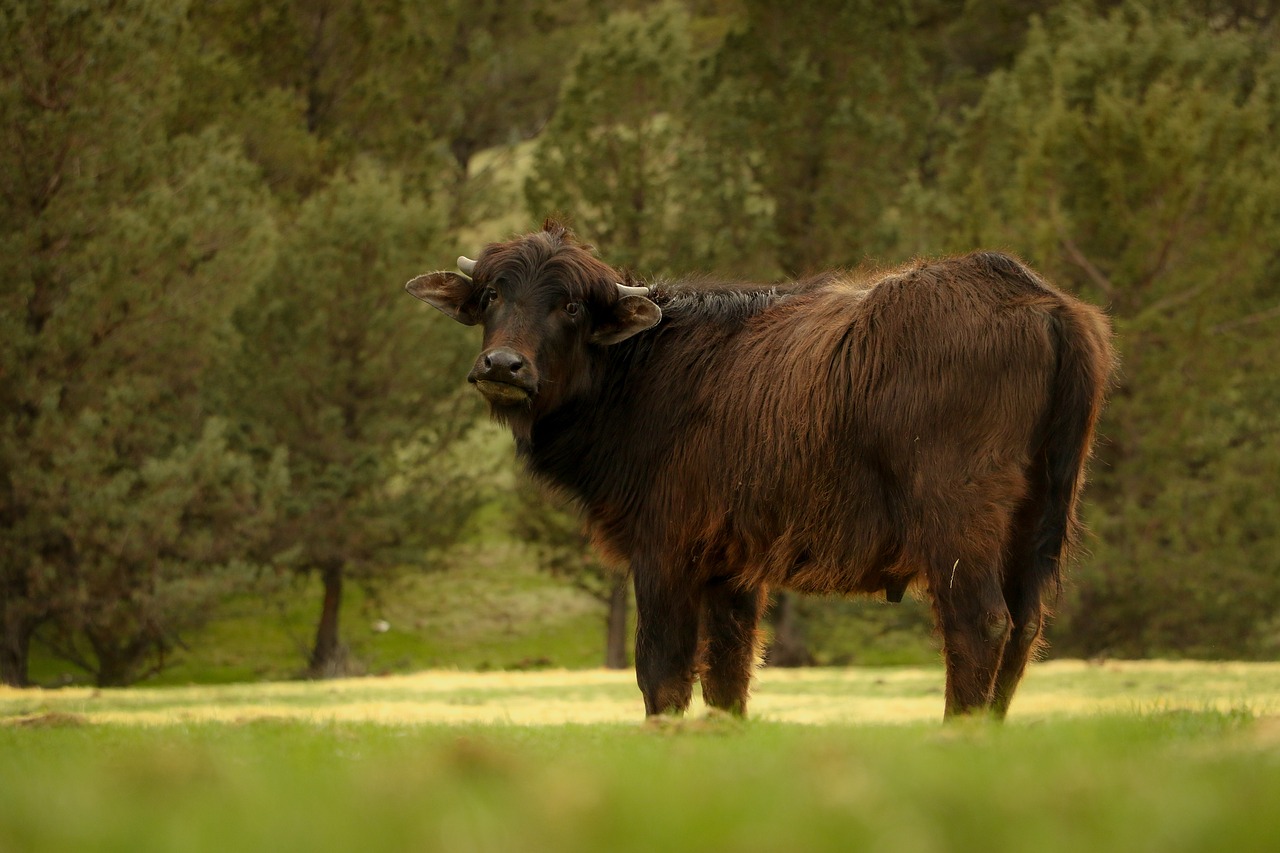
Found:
<box><xmin>473</xmin><ymin>379</ymin><xmax>532</xmax><ymax>405</ymax></box>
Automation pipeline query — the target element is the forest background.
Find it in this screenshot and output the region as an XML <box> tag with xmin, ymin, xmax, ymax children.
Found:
<box><xmin>2</xmin><ymin>0</ymin><xmax>1277</xmax><ymax>688</ymax></box>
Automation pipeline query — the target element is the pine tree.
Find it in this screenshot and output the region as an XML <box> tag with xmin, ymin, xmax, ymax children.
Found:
<box><xmin>526</xmin><ymin>2</ymin><xmax>774</xmax><ymax>279</ymax></box>
<box><xmin>0</xmin><ymin>0</ymin><xmax>282</xmax><ymax>685</ymax></box>
<box><xmin>185</xmin><ymin>0</ymin><xmax>590</xmax><ymax>214</ymax></box>
<box><xmin>707</xmin><ymin>0</ymin><xmax>932</xmax><ymax>273</ymax></box>
<box><xmin>229</xmin><ymin>161</ymin><xmax>485</xmax><ymax>677</ymax></box>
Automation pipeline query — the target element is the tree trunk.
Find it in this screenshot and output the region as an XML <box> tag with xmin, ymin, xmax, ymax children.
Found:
<box><xmin>0</xmin><ymin>613</ymin><xmax>32</xmax><ymax>687</ymax></box>
<box><xmin>604</xmin><ymin>574</ymin><xmax>629</xmax><ymax>669</ymax></box>
<box><xmin>309</xmin><ymin>561</ymin><xmax>344</xmax><ymax>678</ymax></box>
<box><xmin>766</xmin><ymin>592</ymin><xmax>814</xmax><ymax>667</ymax></box>
<box><xmin>94</xmin><ymin>653</ymin><xmax>134</xmax><ymax>688</ymax></box>
<box><xmin>86</xmin><ymin>628</ymin><xmax>153</xmax><ymax>687</ymax></box>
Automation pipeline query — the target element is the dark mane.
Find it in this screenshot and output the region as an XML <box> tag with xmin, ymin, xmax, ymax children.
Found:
<box><xmin>648</xmin><ymin>276</ymin><xmax>824</xmax><ymax>331</ymax></box>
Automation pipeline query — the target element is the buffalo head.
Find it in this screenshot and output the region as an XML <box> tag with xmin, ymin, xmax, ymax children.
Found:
<box><xmin>405</xmin><ymin>223</ymin><xmax>661</xmax><ymax>415</ymax></box>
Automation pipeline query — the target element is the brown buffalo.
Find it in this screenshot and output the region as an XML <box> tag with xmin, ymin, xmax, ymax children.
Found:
<box><xmin>407</xmin><ymin>220</ymin><xmax>1114</xmax><ymax>720</ymax></box>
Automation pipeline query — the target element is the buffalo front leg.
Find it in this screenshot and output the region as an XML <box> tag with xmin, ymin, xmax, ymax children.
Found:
<box><xmin>929</xmin><ymin>555</ymin><xmax>1012</xmax><ymax>719</ymax></box>
<box><xmin>632</xmin><ymin>567</ymin><xmax>701</xmax><ymax>717</ymax></box>
<box><xmin>697</xmin><ymin>580</ymin><xmax>767</xmax><ymax>716</ymax></box>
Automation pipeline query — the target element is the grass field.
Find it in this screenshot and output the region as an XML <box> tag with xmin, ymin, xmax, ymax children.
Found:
<box><xmin>23</xmin><ymin>544</ymin><xmax>612</xmax><ymax>687</ymax></box>
<box><xmin>4</xmin><ymin>661</ymin><xmax>1280</xmax><ymax>852</ymax></box>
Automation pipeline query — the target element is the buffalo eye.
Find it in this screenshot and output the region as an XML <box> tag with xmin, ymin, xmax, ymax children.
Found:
<box><xmin>479</xmin><ymin>286</ymin><xmax>497</xmax><ymax>311</ymax></box>
<box><xmin>564</xmin><ymin>301</ymin><xmax>581</xmax><ymax>317</ymax></box>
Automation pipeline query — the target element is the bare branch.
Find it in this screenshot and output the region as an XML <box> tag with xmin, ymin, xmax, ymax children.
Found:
<box><xmin>1058</xmin><ymin>230</ymin><xmax>1117</xmax><ymax>301</ymax></box>
<box><xmin>1212</xmin><ymin>304</ymin><xmax>1280</xmax><ymax>335</ymax></box>
<box><xmin>1136</xmin><ymin>285</ymin><xmax>1207</xmax><ymax>323</ymax></box>
<box><xmin>1137</xmin><ymin>175</ymin><xmax>1210</xmax><ymax>294</ymax></box>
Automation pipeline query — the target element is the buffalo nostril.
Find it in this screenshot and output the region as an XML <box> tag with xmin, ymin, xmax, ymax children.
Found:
<box><xmin>480</xmin><ymin>349</ymin><xmax>527</xmax><ymax>379</ymax></box>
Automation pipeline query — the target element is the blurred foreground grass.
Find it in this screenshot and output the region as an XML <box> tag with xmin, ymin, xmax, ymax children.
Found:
<box><xmin>3</xmin><ymin>662</ymin><xmax>1280</xmax><ymax>852</ymax></box>
<box><xmin>3</xmin><ymin>711</ymin><xmax>1279</xmax><ymax>852</ymax></box>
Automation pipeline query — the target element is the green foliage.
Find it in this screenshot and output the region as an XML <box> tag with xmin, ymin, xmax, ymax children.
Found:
<box><xmin>171</xmin><ymin>20</ymin><xmax>329</xmax><ymax>199</ymax></box>
<box><xmin>228</xmin><ymin>161</ymin><xmax>488</xmax><ymax>673</ymax></box>
<box><xmin>362</xmin><ymin>0</ymin><xmax>589</xmax><ymax>169</ymax></box>
<box><xmin>527</xmin><ymin>2</ymin><xmax>775</xmax><ymax>277</ymax></box>
<box><xmin>185</xmin><ymin>0</ymin><xmax>593</xmax><ymax>208</ymax></box>
<box><xmin>920</xmin><ymin>1</ymin><xmax>1280</xmax><ymax>657</ymax></box>
<box><xmin>708</xmin><ymin>0</ymin><xmax>933</xmax><ymax>272</ymax></box>
<box><xmin>0</xmin><ymin>0</ymin><xmax>282</xmax><ymax>685</ymax></box>
<box><xmin>793</xmin><ymin>596</ymin><xmax>940</xmax><ymax>667</ymax></box>
<box><xmin>34</xmin><ymin>420</ymin><xmax>287</xmax><ymax>686</ymax></box>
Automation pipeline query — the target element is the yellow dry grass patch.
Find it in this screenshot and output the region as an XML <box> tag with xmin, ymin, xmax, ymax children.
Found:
<box><xmin>4</xmin><ymin>660</ymin><xmax>1279</xmax><ymax>727</ymax></box>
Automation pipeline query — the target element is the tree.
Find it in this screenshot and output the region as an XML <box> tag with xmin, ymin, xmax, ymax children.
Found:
<box><xmin>0</xmin><ymin>0</ymin><xmax>282</xmax><ymax>685</ymax></box>
<box><xmin>186</xmin><ymin>0</ymin><xmax>591</xmax><ymax>219</ymax></box>
<box><xmin>706</xmin><ymin>0</ymin><xmax>932</xmax><ymax>274</ymax></box>
<box><xmin>526</xmin><ymin>1</ymin><xmax>774</xmax><ymax>279</ymax></box>
<box><xmin>174</xmin><ymin>4</ymin><xmax>331</xmax><ymax>200</ymax></box>
<box><xmin>350</xmin><ymin>0</ymin><xmax>588</xmax><ymax>173</ymax></box>
<box><xmin>33</xmin><ymin>420</ymin><xmax>286</xmax><ymax>685</ymax></box>
<box><xmin>918</xmin><ymin>1</ymin><xmax>1280</xmax><ymax>657</ymax></box>
<box><xmin>229</xmin><ymin>162</ymin><xmax>484</xmax><ymax>677</ymax></box>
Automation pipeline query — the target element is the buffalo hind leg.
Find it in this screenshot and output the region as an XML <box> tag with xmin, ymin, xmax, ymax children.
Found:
<box><xmin>633</xmin><ymin>568</ymin><xmax>701</xmax><ymax>717</ymax></box>
<box><xmin>929</xmin><ymin>555</ymin><xmax>1011</xmax><ymax>718</ymax></box>
<box><xmin>990</xmin><ymin>509</ymin><xmax>1050</xmax><ymax>718</ymax></box>
<box><xmin>990</xmin><ymin>586</ymin><xmax>1044</xmax><ymax>719</ymax></box>
<box><xmin>697</xmin><ymin>580</ymin><xmax>767</xmax><ymax>716</ymax></box>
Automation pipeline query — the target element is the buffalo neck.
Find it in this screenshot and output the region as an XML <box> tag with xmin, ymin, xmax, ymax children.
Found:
<box><xmin>515</xmin><ymin>281</ymin><xmax>793</xmax><ymax>512</ymax></box>
<box><xmin>517</xmin><ymin>335</ymin><xmax>664</xmax><ymax>514</ymax></box>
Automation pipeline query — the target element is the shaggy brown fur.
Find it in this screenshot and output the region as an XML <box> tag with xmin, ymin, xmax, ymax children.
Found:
<box><xmin>407</xmin><ymin>221</ymin><xmax>1115</xmax><ymax>720</ymax></box>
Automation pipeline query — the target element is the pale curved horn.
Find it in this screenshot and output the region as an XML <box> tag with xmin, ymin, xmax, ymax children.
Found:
<box><xmin>616</xmin><ymin>283</ymin><xmax>650</xmax><ymax>297</ymax></box>
<box><xmin>457</xmin><ymin>256</ymin><xmax>477</xmax><ymax>275</ymax></box>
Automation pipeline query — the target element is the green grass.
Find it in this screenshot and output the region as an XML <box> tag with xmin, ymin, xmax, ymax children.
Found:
<box><xmin>25</xmin><ymin>543</ymin><xmax>609</xmax><ymax>687</ymax></box>
<box><xmin>3</xmin><ymin>705</ymin><xmax>1280</xmax><ymax>852</ymax></box>
<box><xmin>5</xmin><ymin>663</ymin><xmax>1280</xmax><ymax>852</ymax></box>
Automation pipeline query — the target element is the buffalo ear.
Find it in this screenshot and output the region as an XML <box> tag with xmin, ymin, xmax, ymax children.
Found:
<box><xmin>405</xmin><ymin>271</ymin><xmax>480</xmax><ymax>326</ymax></box>
<box><xmin>590</xmin><ymin>295</ymin><xmax>662</xmax><ymax>345</ymax></box>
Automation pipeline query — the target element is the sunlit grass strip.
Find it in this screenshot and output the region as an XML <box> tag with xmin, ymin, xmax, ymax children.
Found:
<box><xmin>3</xmin><ymin>660</ymin><xmax>1279</xmax><ymax>727</ymax></box>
